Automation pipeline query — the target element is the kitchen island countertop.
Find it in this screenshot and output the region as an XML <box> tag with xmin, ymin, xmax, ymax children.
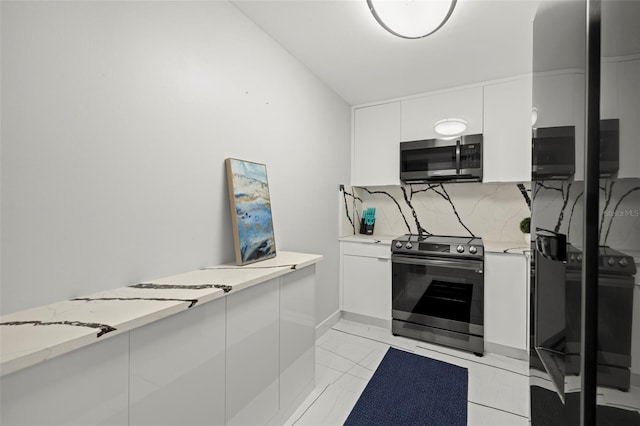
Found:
<box><xmin>0</xmin><ymin>251</ymin><xmax>323</xmax><ymax>377</ymax></box>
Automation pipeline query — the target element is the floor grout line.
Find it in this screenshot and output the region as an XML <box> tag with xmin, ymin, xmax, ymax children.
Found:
<box><xmin>468</xmin><ymin>400</ymin><xmax>530</xmax><ymax>420</ymax></box>
<box><xmin>414</xmin><ymin>342</ymin><xmax>531</xmax><ymax>377</ymax></box>
<box><xmin>291</xmin><ymin>320</ymin><xmax>532</xmax><ymax>425</ymax></box>
<box><xmin>289</xmin><ymin>383</ymin><xmax>332</xmax><ymax>426</ymax></box>
<box><xmin>331</xmin><ymin>322</ymin><xmax>529</xmax><ymax>377</ymax></box>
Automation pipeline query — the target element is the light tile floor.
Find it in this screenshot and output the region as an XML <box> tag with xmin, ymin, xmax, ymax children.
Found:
<box><xmin>285</xmin><ymin>319</ymin><xmax>531</xmax><ymax>426</ymax></box>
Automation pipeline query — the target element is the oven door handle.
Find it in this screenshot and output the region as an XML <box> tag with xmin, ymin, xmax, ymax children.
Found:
<box><xmin>392</xmin><ymin>255</ymin><xmax>483</xmax><ymax>273</ymax></box>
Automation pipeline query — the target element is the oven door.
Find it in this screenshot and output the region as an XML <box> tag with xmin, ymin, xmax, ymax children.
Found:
<box><xmin>391</xmin><ymin>254</ymin><xmax>484</xmax><ymax>336</ymax></box>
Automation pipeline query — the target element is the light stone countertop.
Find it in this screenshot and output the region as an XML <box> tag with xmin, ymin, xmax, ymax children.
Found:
<box><xmin>0</xmin><ymin>251</ymin><xmax>323</xmax><ymax>377</ymax></box>
<box><xmin>339</xmin><ymin>234</ymin><xmax>400</xmax><ymax>245</ymax></box>
<box><xmin>339</xmin><ymin>234</ymin><xmax>530</xmax><ymax>255</ymax></box>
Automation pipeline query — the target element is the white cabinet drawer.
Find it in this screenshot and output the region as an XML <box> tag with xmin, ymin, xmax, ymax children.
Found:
<box><xmin>342</xmin><ymin>241</ymin><xmax>391</xmax><ymax>259</ymax></box>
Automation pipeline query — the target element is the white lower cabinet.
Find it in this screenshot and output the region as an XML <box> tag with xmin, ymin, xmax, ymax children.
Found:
<box><xmin>0</xmin><ymin>333</ymin><xmax>129</xmax><ymax>426</ymax></box>
<box><xmin>129</xmin><ymin>298</ymin><xmax>226</xmax><ymax>426</ymax></box>
<box><xmin>342</xmin><ymin>242</ymin><xmax>392</xmax><ymax>321</ymax></box>
<box><xmin>484</xmin><ymin>253</ymin><xmax>529</xmax><ymax>353</ymax></box>
<box><xmin>226</xmin><ymin>278</ymin><xmax>280</xmax><ymax>426</ymax></box>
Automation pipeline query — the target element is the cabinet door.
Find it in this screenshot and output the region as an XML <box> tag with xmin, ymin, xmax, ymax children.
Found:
<box><xmin>129</xmin><ymin>298</ymin><xmax>226</xmax><ymax>426</ymax></box>
<box><xmin>226</xmin><ymin>278</ymin><xmax>280</xmax><ymax>426</ymax></box>
<box><xmin>280</xmin><ymin>266</ymin><xmax>316</xmax><ymax>415</ymax></box>
<box><xmin>618</xmin><ymin>59</ymin><xmax>640</xmax><ymax>178</ymax></box>
<box><xmin>400</xmin><ymin>86</ymin><xmax>483</xmax><ymax>141</ymax></box>
<box><xmin>532</xmin><ymin>73</ymin><xmax>576</xmax><ymax>128</ymax></box>
<box><xmin>0</xmin><ymin>333</ymin><xmax>129</xmax><ymax>426</ymax></box>
<box><xmin>484</xmin><ymin>253</ymin><xmax>528</xmax><ymax>351</ymax></box>
<box><xmin>483</xmin><ymin>78</ymin><xmax>532</xmax><ymax>182</ymax></box>
<box><xmin>352</xmin><ymin>102</ymin><xmax>401</xmax><ymax>186</ymax></box>
<box><xmin>343</xmin><ymin>254</ymin><xmax>391</xmax><ymax>320</ymax></box>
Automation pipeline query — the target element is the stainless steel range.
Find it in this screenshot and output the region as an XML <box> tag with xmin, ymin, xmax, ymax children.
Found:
<box><xmin>391</xmin><ymin>234</ymin><xmax>484</xmax><ymax>355</ymax></box>
<box><xmin>533</xmin><ymin>231</ymin><xmax>636</xmax><ymax>395</ymax></box>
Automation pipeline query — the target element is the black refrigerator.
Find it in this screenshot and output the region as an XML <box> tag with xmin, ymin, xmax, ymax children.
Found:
<box><xmin>529</xmin><ymin>1</ymin><xmax>640</xmax><ymax>425</ymax></box>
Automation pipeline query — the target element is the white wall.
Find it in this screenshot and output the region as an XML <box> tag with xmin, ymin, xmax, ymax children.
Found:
<box><xmin>0</xmin><ymin>1</ymin><xmax>350</xmax><ymax>325</ymax></box>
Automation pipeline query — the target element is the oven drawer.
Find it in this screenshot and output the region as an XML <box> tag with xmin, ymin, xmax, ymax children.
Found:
<box><xmin>342</xmin><ymin>241</ymin><xmax>391</xmax><ymax>259</ymax></box>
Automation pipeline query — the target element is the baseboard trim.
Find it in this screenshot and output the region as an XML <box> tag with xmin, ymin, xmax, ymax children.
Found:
<box><xmin>485</xmin><ymin>341</ymin><xmax>528</xmax><ymax>361</ymax></box>
<box><xmin>315</xmin><ymin>310</ymin><xmax>341</xmax><ymax>340</ymax></box>
<box><xmin>341</xmin><ymin>311</ymin><xmax>392</xmax><ymax>330</ymax></box>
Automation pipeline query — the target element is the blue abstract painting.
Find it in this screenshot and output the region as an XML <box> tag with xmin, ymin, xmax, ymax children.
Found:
<box><xmin>225</xmin><ymin>158</ymin><xmax>276</xmax><ymax>265</ymax></box>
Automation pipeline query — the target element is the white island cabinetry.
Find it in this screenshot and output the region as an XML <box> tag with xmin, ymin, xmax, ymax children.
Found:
<box><xmin>279</xmin><ymin>266</ymin><xmax>316</xmax><ymax>418</ymax></box>
<box><xmin>0</xmin><ymin>252</ymin><xmax>321</xmax><ymax>426</ymax></box>
<box><xmin>226</xmin><ymin>278</ymin><xmax>280</xmax><ymax>426</ymax></box>
<box><xmin>0</xmin><ymin>334</ymin><xmax>130</xmax><ymax>426</ymax></box>
<box><xmin>129</xmin><ymin>298</ymin><xmax>226</xmax><ymax>426</ymax></box>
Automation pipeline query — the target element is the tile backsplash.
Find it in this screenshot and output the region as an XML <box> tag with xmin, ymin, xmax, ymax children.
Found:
<box><xmin>340</xmin><ymin>182</ymin><xmax>532</xmax><ymax>243</ymax></box>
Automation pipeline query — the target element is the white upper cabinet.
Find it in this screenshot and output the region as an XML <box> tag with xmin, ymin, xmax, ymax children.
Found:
<box><xmin>483</xmin><ymin>77</ymin><xmax>532</xmax><ymax>182</ymax></box>
<box><xmin>531</xmin><ymin>72</ymin><xmax>577</xmax><ymax>128</ymax></box>
<box><xmin>618</xmin><ymin>59</ymin><xmax>640</xmax><ymax>178</ymax></box>
<box><xmin>351</xmin><ymin>79</ymin><xmax>538</xmax><ymax>186</ymax></box>
<box><xmin>400</xmin><ymin>86</ymin><xmax>483</xmax><ymax>141</ymax></box>
<box><xmin>352</xmin><ymin>101</ymin><xmax>401</xmax><ymax>186</ymax></box>
<box><xmin>532</xmin><ymin>72</ymin><xmax>586</xmax><ymax>180</ymax></box>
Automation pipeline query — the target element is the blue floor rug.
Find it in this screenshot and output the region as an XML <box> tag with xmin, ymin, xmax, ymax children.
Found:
<box><xmin>344</xmin><ymin>347</ymin><xmax>468</xmax><ymax>426</ymax></box>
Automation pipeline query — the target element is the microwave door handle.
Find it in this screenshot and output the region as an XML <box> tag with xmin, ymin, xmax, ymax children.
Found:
<box><xmin>455</xmin><ymin>141</ymin><xmax>461</xmax><ymax>173</ymax></box>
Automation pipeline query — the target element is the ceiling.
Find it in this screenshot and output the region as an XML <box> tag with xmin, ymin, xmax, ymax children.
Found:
<box><xmin>232</xmin><ymin>0</ymin><xmax>542</xmax><ymax>106</ymax></box>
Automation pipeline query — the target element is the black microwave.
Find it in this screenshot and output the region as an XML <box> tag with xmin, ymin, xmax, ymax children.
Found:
<box><xmin>532</xmin><ymin>119</ymin><xmax>619</xmax><ymax>181</ymax></box>
<box><xmin>532</xmin><ymin>125</ymin><xmax>576</xmax><ymax>180</ymax></box>
<box><xmin>598</xmin><ymin>118</ymin><xmax>620</xmax><ymax>177</ymax></box>
<box><xmin>399</xmin><ymin>134</ymin><xmax>483</xmax><ymax>183</ymax></box>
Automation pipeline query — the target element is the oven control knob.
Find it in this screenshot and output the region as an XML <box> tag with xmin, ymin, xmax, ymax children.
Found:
<box><xmin>456</xmin><ymin>245</ymin><xmax>464</xmax><ymax>253</ymax></box>
<box><xmin>619</xmin><ymin>258</ymin><xmax>629</xmax><ymax>267</ymax></box>
<box><xmin>469</xmin><ymin>246</ymin><xmax>477</xmax><ymax>254</ymax></box>
<box><xmin>395</xmin><ymin>241</ymin><xmax>403</xmax><ymax>249</ymax></box>
<box><xmin>608</xmin><ymin>257</ymin><xmax>615</xmax><ymax>267</ymax></box>
<box><xmin>576</xmin><ymin>254</ymin><xmax>583</xmax><ymax>262</ymax></box>
<box><xmin>405</xmin><ymin>242</ymin><xmax>413</xmax><ymax>249</ymax></box>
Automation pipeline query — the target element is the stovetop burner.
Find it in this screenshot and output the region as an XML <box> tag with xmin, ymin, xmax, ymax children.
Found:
<box><xmin>565</xmin><ymin>245</ymin><xmax>636</xmax><ymax>275</ymax></box>
<box><xmin>392</xmin><ymin>234</ymin><xmax>484</xmax><ymax>258</ymax></box>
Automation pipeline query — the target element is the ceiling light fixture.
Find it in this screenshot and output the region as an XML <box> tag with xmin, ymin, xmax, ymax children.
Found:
<box><xmin>434</xmin><ymin>118</ymin><xmax>467</xmax><ymax>136</ymax></box>
<box><xmin>367</xmin><ymin>0</ymin><xmax>457</xmax><ymax>39</ymax></box>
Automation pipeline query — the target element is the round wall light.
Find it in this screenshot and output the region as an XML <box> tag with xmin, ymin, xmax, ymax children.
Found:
<box><xmin>367</xmin><ymin>0</ymin><xmax>457</xmax><ymax>39</ymax></box>
<box><xmin>433</xmin><ymin>118</ymin><xmax>468</xmax><ymax>136</ymax></box>
<box><xmin>531</xmin><ymin>107</ymin><xmax>538</xmax><ymax>127</ymax></box>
